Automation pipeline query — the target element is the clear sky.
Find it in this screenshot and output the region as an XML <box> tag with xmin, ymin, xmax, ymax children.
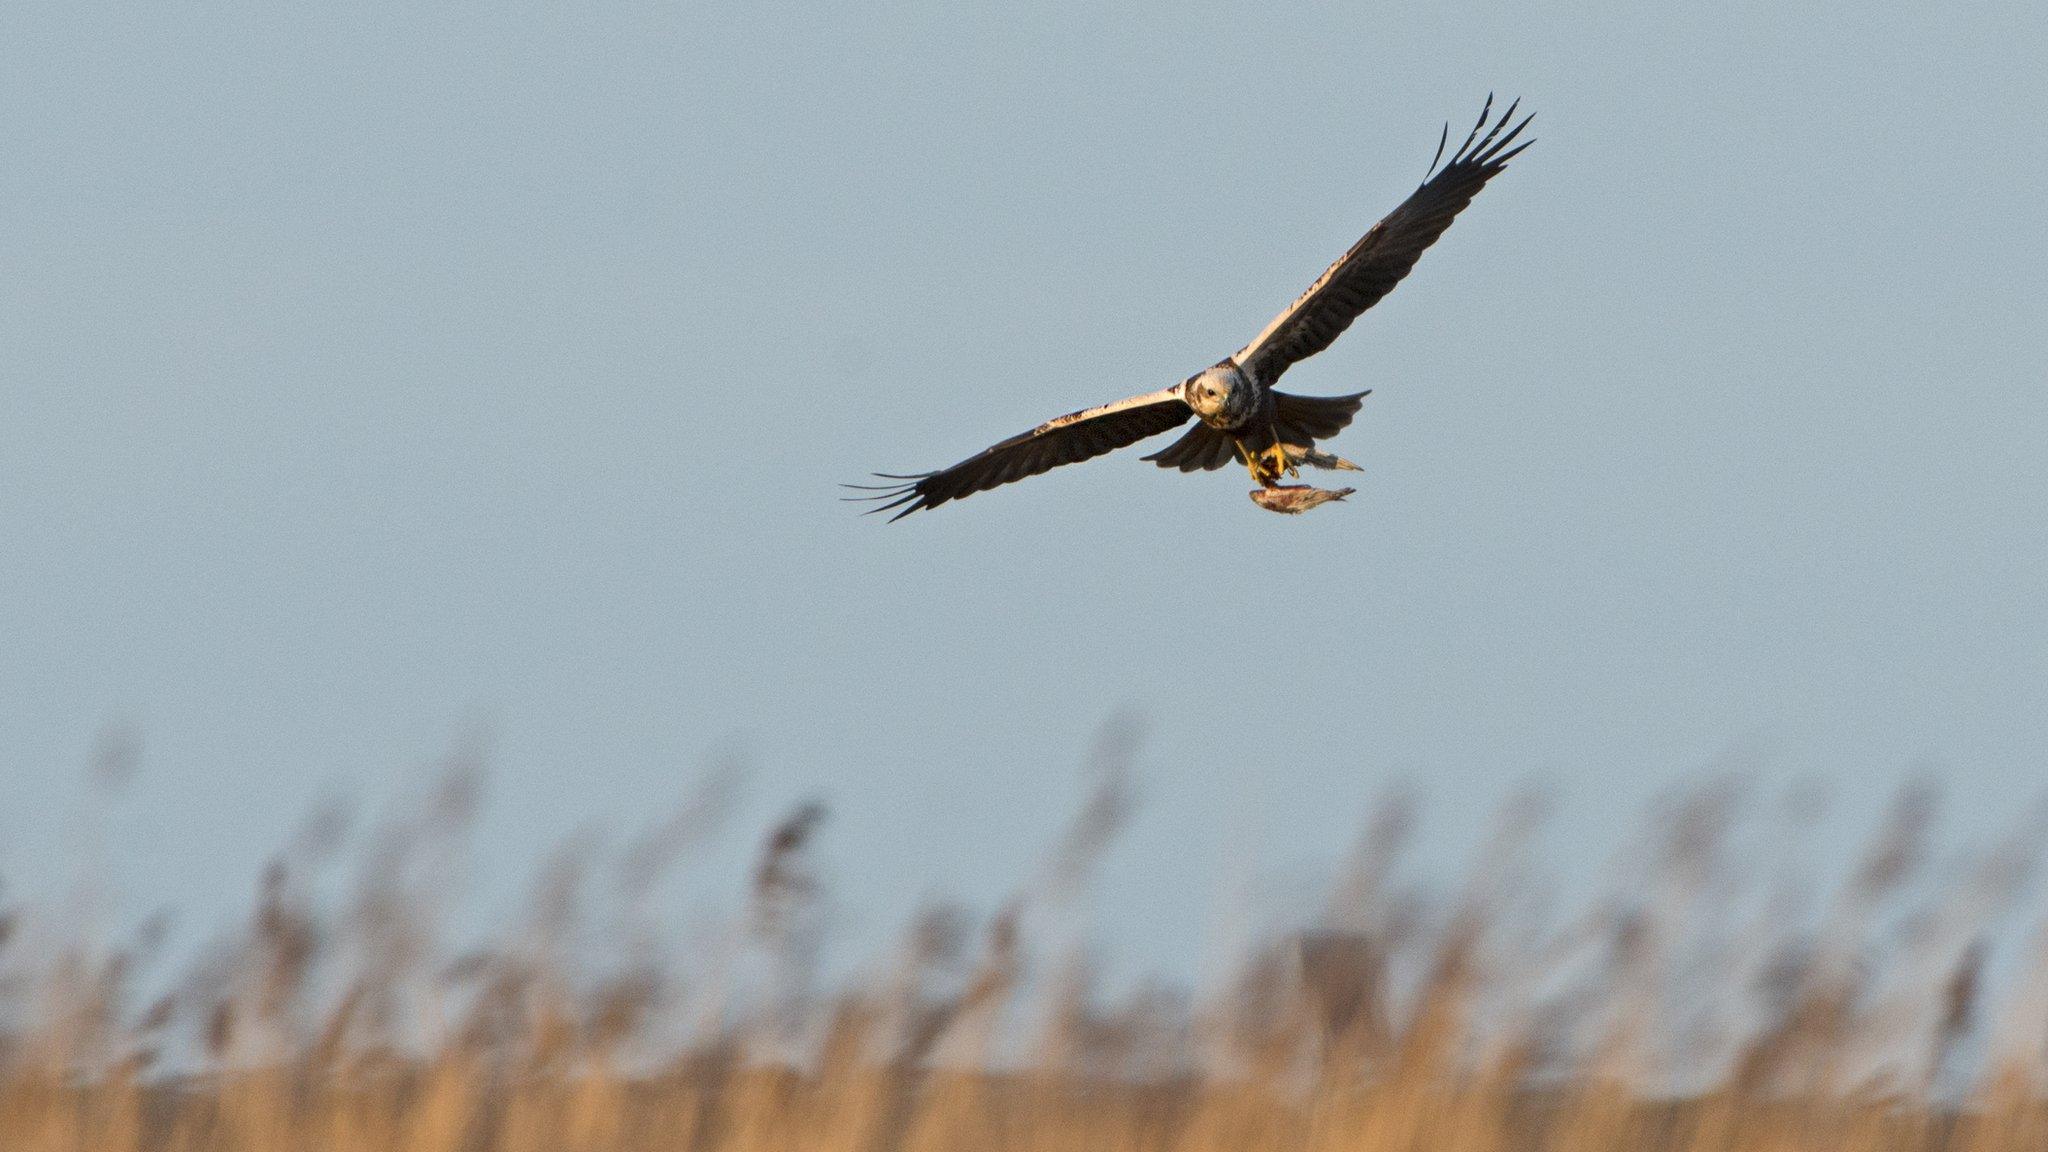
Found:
<box><xmin>4</xmin><ymin>3</ymin><xmax>2046</xmax><ymax>974</ymax></box>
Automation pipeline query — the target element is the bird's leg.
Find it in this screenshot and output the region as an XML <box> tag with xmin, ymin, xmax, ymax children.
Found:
<box><xmin>1240</xmin><ymin>440</ymin><xmax>1285</xmax><ymax>488</ymax></box>
<box><xmin>1254</xmin><ymin>419</ymin><xmax>1298</xmax><ymax>485</ymax></box>
<box><xmin>1264</xmin><ymin>441</ymin><xmax>1298</xmax><ymax>481</ymax></box>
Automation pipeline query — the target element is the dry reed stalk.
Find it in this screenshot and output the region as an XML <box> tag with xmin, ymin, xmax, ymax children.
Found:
<box><xmin>8</xmin><ymin>746</ymin><xmax>2048</xmax><ymax>1151</ymax></box>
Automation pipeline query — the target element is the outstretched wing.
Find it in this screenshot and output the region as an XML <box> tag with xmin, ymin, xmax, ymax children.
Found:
<box><xmin>1233</xmin><ymin>96</ymin><xmax>1534</xmax><ymax>388</ymax></box>
<box><xmin>849</xmin><ymin>387</ymin><xmax>1192</xmax><ymax>520</ymax></box>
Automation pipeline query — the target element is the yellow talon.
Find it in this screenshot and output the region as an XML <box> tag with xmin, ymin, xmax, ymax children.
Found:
<box><xmin>1266</xmin><ymin>443</ymin><xmax>1297</xmax><ymax>481</ymax></box>
<box><xmin>1241</xmin><ymin>440</ymin><xmax>1300</xmax><ymax>488</ymax></box>
<box><xmin>1244</xmin><ymin>445</ymin><xmax>1278</xmax><ymax>488</ymax></box>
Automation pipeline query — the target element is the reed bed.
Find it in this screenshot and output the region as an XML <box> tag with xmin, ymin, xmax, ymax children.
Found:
<box><xmin>5</xmin><ymin>735</ymin><xmax>2048</xmax><ymax>1151</ymax></box>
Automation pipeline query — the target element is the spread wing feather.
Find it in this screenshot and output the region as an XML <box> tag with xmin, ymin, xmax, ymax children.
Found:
<box><xmin>1272</xmin><ymin>389</ymin><xmax>1371</xmax><ymax>448</ymax></box>
<box><xmin>1234</xmin><ymin>95</ymin><xmax>1533</xmax><ymax>388</ymax></box>
<box><xmin>848</xmin><ymin>388</ymin><xmax>1192</xmax><ymax>520</ymax></box>
<box><xmin>1141</xmin><ymin>423</ymin><xmax>1241</xmax><ymax>472</ymax></box>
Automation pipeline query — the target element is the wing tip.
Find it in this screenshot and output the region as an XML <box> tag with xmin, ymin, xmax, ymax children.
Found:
<box><xmin>1437</xmin><ymin>95</ymin><xmax>1536</xmax><ymax>175</ymax></box>
<box><xmin>842</xmin><ymin>475</ymin><xmax>933</xmax><ymax>520</ymax></box>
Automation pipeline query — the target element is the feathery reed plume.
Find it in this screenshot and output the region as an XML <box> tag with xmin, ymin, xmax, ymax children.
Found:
<box><xmin>5</xmin><ymin>734</ymin><xmax>2048</xmax><ymax>1151</ymax></box>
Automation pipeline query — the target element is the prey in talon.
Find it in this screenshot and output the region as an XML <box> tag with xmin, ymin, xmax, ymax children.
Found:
<box><xmin>1246</xmin><ymin>444</ymin><xmax>1361</xmax><ymax>514</ymax></box>
<box><xmin>850</xmin><ymin>96</ymin><xmax>1533</xmax><ymax>520</ymax></box>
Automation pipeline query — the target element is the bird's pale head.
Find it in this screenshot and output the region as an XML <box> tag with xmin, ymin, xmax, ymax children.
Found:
<box><xmin>1184</xmin><ymin>364</ymin><xmax>1248</xmax><ymax>424</ymax></box>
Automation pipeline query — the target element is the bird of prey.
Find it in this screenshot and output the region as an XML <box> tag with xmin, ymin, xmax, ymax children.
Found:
<box><xmin>849</xmin><ymin>96</ymin><xmax>1533</xmax><ymax>520</ymax></box>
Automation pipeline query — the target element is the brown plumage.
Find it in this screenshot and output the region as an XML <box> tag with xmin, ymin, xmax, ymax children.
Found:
<box><xmin>1231</xmin><ymin>99</ymin><xmax>1533</xmax><ymax>390</ymax></box>
<box><xmin>1144</xmin><ymin>390</ymin><xmax>1372</xmax><ymax>475</ymax></box>
<box><xmin>851</xmin><ymin>96</ymin><xmax>1533</xmax><ymax>520</ymax></box>
<box><xmin>845</xmin><ymin>389</ymin><xmax>1192</xmax><ymax>518</ymax></box>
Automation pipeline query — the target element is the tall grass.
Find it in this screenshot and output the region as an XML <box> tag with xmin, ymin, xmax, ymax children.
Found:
<box><xmin>4</xmin><ymin>734</ymin><xmax>2048</xmax><ymax>1151</ymax></box>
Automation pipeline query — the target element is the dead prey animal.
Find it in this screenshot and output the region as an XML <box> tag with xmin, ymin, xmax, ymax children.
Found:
<box><xmin>1252</xmin><ymin>485</ymin><xmax>1355</xmax><ymax>514</ymax></box>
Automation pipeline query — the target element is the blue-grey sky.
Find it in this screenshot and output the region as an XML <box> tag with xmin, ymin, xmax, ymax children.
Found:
<box><xmin>4</xmin><ymin>3</ymin><xmax>2046</xmax><ymax>972</ymax></box>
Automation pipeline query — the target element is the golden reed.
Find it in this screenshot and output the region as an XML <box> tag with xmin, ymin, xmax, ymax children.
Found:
<box><xmin>4</xmin><ymin>732</ymin><xmax>2046</xmax><ymax>1151</ymax></box>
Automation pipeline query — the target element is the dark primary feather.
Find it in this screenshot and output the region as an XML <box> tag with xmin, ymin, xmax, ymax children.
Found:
<box><xmin>848</xmin><ymin>391</ymin><xmax>1192</xmax><ymax>520</ymax></box>
<box><xmin>1234</xmin><ymin>95</ymin><xmax>1534</xmax><ymax>388</ymax></box>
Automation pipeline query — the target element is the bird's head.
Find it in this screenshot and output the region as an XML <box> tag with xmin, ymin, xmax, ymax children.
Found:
<box><xmin>1183</xmin><ymin>365</ymin><xmax>1240</xmax><ymax>421</ymax></box>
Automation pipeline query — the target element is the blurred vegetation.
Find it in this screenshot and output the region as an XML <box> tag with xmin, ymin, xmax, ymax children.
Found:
<box><xmin>4</xmin><ymin>727</ymin><xmax>2048</xmax><ymax>1151</ymax></box>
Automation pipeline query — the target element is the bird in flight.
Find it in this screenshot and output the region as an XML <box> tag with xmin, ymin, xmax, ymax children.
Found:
<box><xmin>849</xmin><ymin>96</ymin><xmax>1533</xmax><ymax>520</ymax></box>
